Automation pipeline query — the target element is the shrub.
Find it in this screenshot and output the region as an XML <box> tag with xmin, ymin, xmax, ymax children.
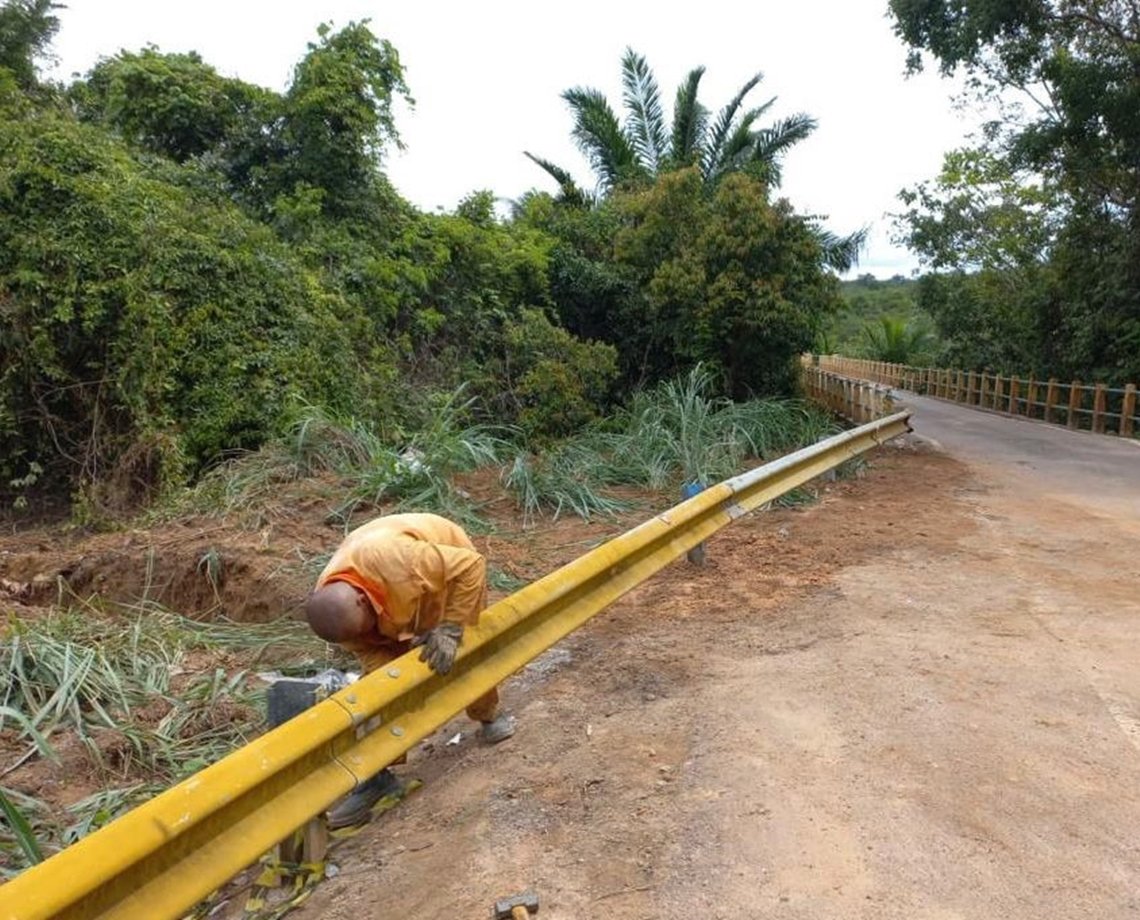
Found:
<box><xmin>0</xmin><ymin>105</ymin><xmax>364</xmax><ymax>509</ymax></box>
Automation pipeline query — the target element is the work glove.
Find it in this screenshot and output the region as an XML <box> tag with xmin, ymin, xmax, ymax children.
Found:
<box><xmin>412</xmin><ymin>622</ymin><xmax>464</xmax><ymax>675</ymax></box>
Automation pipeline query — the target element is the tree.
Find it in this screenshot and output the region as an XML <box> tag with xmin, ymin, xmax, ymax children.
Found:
<box><xmin>70</xmin><ymin>48</ymin><xmax>276</xmax><ymax>164</ymax></box>
<box><xmin>890</xmin><ymin>0</ymin><xmax>1140</xmax><ymax>382</ymax></box>
<box><xmin>609</xmin><ymin>168</ymin><xmax>841</xmax><ymax>396</ymax></box>
<box><xmin>526</xmin><ymin>47</ymin><xmax>817</xmax><ymax>196</ymax></box>
<box><xmin>895</xmin><ymin>147</ymin><xmax>1060</xmax><ymax>272</ymax></box>
<box><xmin>0</xmin><ymin>101</ymin><xmax>365</xmax><ymax>506</ymax></box>
<box><xmin>280</xmin><ymin>20</ymin><xmax>412</xmax><ymax>218</ymax></box>
<box><xmin>0</xmin><ymin>0</ymin><xmax>59</xmax><ymax>90</ymax></box>
<box><xmin>860</xmin><ymin>317</ymin><xmax>933</xmax><ymax>363</ymax></box>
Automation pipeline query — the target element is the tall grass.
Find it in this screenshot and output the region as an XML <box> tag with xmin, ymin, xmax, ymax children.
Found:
<box><xmin>175</xmin><ymin>386</ymin><xmax>508</xmax><ymax>532</ymax></box>
<box><xmin>503</xmin><ymin>366</ymin><xmax>837</xmax><ymax>519</ymax></box>
<box><xmin>338</xmin><ymin>387</ymin><xmax>508</xmax><ymax>532</ymax></box>
<box><xmin>0</xmin><ymin>788</ymin><xmax>42</xmax><ymax>867</ymax></box>
<box><xmin>172</xmin><ymin>371</ymin><xmax>836</xmax><ymax>527</ymax></box>
<box><xmin>0</xmin><ymin>606</ymin><xmax>319</xmax><ymax>871</ymax></box>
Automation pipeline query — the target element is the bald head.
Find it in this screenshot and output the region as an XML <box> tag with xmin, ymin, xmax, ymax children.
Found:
<box><xmin>305</xmin><ymin>581</ymin><xmax>374</xmax><ymax>643</ymax></box>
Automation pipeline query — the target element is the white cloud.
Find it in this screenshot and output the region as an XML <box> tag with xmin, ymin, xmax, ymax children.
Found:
<box><xmin>48</xmin><ymin>0</ymin><xmax>976</xmax><ymax>276</ymax></box>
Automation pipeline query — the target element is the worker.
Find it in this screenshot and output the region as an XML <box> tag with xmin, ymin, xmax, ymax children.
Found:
<box><xmin>306</xmin><ymin>512</ymin><xmax>514</xmax><ymax>828</ymax></box>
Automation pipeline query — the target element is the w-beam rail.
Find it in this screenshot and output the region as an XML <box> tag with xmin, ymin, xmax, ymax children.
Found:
<box><xmin>0</xmin><ymin>411</ymin><xmax>912</xmax><ymax>920</ymax></box>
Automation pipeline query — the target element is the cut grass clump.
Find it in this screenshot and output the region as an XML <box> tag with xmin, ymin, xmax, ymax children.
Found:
<box><xmin>0</xmin><ymin>605</ymin><xmax>320</xmax><ymax>872</ymax></box>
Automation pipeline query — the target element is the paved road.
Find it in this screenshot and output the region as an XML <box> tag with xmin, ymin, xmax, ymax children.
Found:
<box><xmin>898</xmin><ymin>392</ymin><xmax>1140</xmax><ymax>519</ymax></box>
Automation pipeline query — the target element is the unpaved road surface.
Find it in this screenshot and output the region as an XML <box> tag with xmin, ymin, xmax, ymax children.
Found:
<box><xmin>294</xmin><ymin>401</ymin><xmax>1140</xmax><ymax>920</ymax></box>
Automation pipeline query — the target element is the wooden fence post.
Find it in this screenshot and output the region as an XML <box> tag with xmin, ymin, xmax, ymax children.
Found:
<box><xmin>993</xmin><ymin>374</ymin><xmax>1003</xmax><ymax>411</ymax></box>
<box><xmin>979</xmin><ymin>373</ymin><xmax>990</xmax><ymax>408</ymax></box>
<box><xmin>1092</xmin><ymin>384</ymin><xmax>1107</xmax><ymax>433</ymax></box>
<box><xmin>1045</xmin><ymin>378</ymin><xmax>1059</xmax><ymax>423</ymax></box>
<box><xmin>967</xmin><ymin>371</ymin><xmax>976</xmax><ymax>405</ymax></box>
<box><xmin>1067</xmin><ymin>380</ymin><xmax>1082</xmax><ymax>429</ymax></box>
<box><xmin>1123</xmin><ymin>384</ymin><xmax>1137</xmax><ymax>438</ymax></box>
<box><xmin>1008</xmin><ymin>377</ymin><xmax>1020</xmax><ymax>414</ymax></box>
<box><xmin>1026</xmin><ymin>378</ymin><xmax>1038</xmax><ymax>421</ymax></box>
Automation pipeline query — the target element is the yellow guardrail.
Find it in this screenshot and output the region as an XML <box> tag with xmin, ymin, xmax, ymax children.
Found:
<box><xmin>0</xmin><ymin>411</ymin><xmax>912</xmax><ymax>920</ymax></box>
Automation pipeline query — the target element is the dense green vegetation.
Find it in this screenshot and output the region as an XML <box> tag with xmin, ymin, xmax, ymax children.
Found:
<box><xmin>0</xmin><ymin>5</ymin><xmax>854</xmax><ymax>515</ymax></box>
<box><xmin>826</xmin><ymin>275</ymin><xmax>936</xmax><ymax>363</ymax></box>
<box><xmin>890</xmin><ymin>0</ymin><xmax>1140</xmax><ymax>384</ymax></box>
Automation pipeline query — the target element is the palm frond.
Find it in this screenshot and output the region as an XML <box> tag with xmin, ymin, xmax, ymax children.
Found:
<box><xmin>702</xmin><ymin>72</ymin><xmax>763</xmax><ymax>179</ymax></box>
<box><xmin>750</xmin><ymin>113</ymin><xmax>818</xmax><ymax>186</ymax></box>
<box><xmin>620</xmin><ymin>47</ymin><xmax>668</xmax><ymax>174</ymax></box>
<box><xmin>669</xmin><ymin>66</ymin><xmax>708</xmax><ymax>167</ymax></box>
<box><xmin>862</xmin><ymin>316</ymin><xmax>931</xmax><ymax>362</ymax></box>
<box><xmin>705</xmin><ymin>100</ymin><xmax>774</xmax><ymax>184</ymax></box>
<box><xmin>523</xmin><ymin>151</ymin><xmax>590</xmax><ymax>207</ymax></box>
<box><xmin>563</xmin><ymin>86</ymin><xmax>641</xmax><ymax>191</ymax></box>
<box><xmin>815</xmin><ymin>225</ymin><xmax>868</xmax><ymax>273</ymax></box>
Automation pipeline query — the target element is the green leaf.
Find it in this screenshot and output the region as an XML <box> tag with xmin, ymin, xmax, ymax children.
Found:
<box><xmin>0</xmin><ymin>787</ymin><xmax>44</xmax><ymax>866</ymax></box>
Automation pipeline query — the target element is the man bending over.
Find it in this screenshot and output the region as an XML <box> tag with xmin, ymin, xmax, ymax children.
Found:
<box><xmin>306</xmin><ymin>512</ymin><xmax>514</xmax><ymax>828</ymax></box>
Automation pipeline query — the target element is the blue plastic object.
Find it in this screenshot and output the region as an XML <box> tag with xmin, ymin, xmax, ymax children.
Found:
<box><xmin>681</xmin><ymin>481</ymin><xmax>707</xmax><ymax>564</ymax></box>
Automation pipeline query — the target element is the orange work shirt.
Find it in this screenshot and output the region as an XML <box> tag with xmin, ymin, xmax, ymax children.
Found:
<box><xmin>316</xmin><ymin>513</ymin><xmax>487</xmax><ymax>649</ymax></box>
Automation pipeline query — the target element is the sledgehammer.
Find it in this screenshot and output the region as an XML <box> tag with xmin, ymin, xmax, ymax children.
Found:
<box><xmin>492</xmin><ymin>890</ymin><xmax>539</xmax><ymax>919</ymax></box>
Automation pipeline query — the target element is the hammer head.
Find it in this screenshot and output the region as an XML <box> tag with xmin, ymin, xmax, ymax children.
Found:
<box><xmin>492</xmin><ymin>890</ymin><xmax>539</xmax><ymax>918</ymax></box>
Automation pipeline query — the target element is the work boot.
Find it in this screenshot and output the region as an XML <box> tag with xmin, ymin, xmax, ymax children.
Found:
<box><xmin>478</xmin><ymin>713</ymin><xmax>516</xmax><ymax>744</ymax></box>
<box><xmin>326</xmin><ymin>768</ymin><xmax>403</xmax><ymax>829</ymax></box>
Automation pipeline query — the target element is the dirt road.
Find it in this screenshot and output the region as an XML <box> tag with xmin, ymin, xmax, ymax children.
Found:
<box><xmin>295</xmin><ymin>402</ymin><xmax>1140</xmax><ymax>919</ymax></box>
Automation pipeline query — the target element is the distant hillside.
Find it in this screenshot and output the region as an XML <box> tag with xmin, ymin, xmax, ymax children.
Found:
<box><xmin>827</xmin><ymin>274</ymin><xmax>930</xmax><ymax>356</ymax></box>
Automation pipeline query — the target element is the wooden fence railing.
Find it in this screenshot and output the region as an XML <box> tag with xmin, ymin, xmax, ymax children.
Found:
<box><xmin>811</xmin><ymin>355</ymin><xmax>1138</xmax><ymax>439</ymax></box>
<box><xmin>800</xmin><ymin>364</ymin><xmax>896</xmax><ymax>425</ymax></box>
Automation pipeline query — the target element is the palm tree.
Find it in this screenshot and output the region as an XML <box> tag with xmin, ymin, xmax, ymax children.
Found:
<box><xmin>526</xmin><ymin>48</ymin><xmax>818</xmax><ymax>197</ymax></box>
<box><xmin>525</xmin><ymin>48</ymin><xmax>865</xmax><ymax>270</ymax></box>
<box><xmin>862</xmin><ymin>317</ymin><xmax>932</xmax><ymax>363</ymax></box>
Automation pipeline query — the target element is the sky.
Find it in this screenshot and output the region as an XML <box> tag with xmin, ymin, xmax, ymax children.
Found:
<box><xmin>46</xmin><ymin>1</ymin><xmax>977</xmax><ymax>278</ymax></box>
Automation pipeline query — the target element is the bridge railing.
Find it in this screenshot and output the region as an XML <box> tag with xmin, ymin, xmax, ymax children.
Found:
<box><xmin>799</xmin><ymin>363</ymin><xmax>896</xmax><ymax>425</ymax></box>
<box><xmin>0</xmin><ymin>411</ymin><xmax>912</xmax><ymax>920</ymax></box>
<box><xmin>811</xmin><ymin>355</ymin><xmax>1138</xmax><ymax>439</ymax></box>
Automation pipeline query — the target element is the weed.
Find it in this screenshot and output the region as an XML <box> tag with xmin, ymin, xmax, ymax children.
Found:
<box><xmin>0</xmin><ymin>787</ymin><xmax>43</xmax><ymax>869</ymax></box>
<box><xmin>196</xmin><ymin>548</ymin><xmax>224</xmax><ymax>594</ymax></box>
<box><xmin>487</xmin><ymin>568</ymin><xmax>528</xmax><ymax>592</ymax></box>
<box><xmin>502</xmin><ymin>365</ymin><xmax>837</xmax><ymax>519</ymax></box>
<box><xmin>0</xmin><ymin>604</ymin><xmax>320</xmax><ymax>869</ymax></box>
